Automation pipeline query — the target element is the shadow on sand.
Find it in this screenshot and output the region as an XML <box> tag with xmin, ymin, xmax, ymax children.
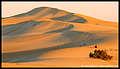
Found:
<box><xmin>2</xmin><ymin>33</ymin><xmax>107</xmax><ymax>63</ymax></box>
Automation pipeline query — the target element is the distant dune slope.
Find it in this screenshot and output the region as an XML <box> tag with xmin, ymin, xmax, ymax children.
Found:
<box><xmin>2</xmin><ymin>20</ymin><xmax>74</xmax><ymax>40</ymax></box>
<box><xmin>2</xmin><ymin>7</ymin><xmax>87</xmax><ymax>26</ymax></box>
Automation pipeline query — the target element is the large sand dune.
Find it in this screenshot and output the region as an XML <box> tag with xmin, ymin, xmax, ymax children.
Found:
<box><xmin>2</xmin><ymin>7</ymin><xmax>118</xmax><ymax>67</ymax></box>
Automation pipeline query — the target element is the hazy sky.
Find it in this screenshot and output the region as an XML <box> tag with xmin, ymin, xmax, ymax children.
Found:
<box><xmin>2</xmin><ymin>1</ymin><xmax>118</xmax><ymax>22</ymax></box>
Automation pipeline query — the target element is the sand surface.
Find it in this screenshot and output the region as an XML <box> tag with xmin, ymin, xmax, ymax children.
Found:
<box><xmin>2</xmin><ymin>7</ymin><xmax>118</xmax><ymax>67</ymax></box>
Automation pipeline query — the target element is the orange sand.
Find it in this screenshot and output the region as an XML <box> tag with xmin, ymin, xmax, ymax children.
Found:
<box><xmin>2</xmin><ymin>8</ymin><xmax>118</xmax><ymax>67</ymax></box>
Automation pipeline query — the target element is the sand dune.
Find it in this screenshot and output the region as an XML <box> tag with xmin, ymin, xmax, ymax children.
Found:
<box><xmin>2</xmin><ymin>7</ymin><xmax>118</xmax><ymax>67</ymax></box>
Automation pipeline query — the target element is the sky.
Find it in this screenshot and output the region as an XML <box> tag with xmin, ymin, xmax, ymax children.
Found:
<box><xmin>2</xmin><ymin>1</ymin><xmax>118</xmax><ymax>22</ymax></box>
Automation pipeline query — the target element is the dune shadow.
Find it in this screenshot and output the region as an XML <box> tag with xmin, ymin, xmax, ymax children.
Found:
<box><xmin>45</xmin><ymin>24</ymin><xmax>74</xmax><ymax>33</ymax></box>
<box><xmin>2</xmin><ymin>20</ymin><xmax>42</xmax><ymax>36</ymax></box>
<box><xmin>51</xmin><ymin>13</ymin><xmax>87</xmax><ymax>23</ymax></box>
<box><xmin>2</xmin><ymin>20</ymin><xmax>52</xmax><ymax>40</ymax></box>
<box><xmin>2</xmin><ymin>30</ymin><xmax>108</xmax><ymax>63</ymax></box>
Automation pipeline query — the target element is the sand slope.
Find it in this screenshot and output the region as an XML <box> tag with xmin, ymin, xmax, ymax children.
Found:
<box><xmin>2</xmin><ymin>7</ymin><xmax>118</xmax><ymax>67</ymax></box>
